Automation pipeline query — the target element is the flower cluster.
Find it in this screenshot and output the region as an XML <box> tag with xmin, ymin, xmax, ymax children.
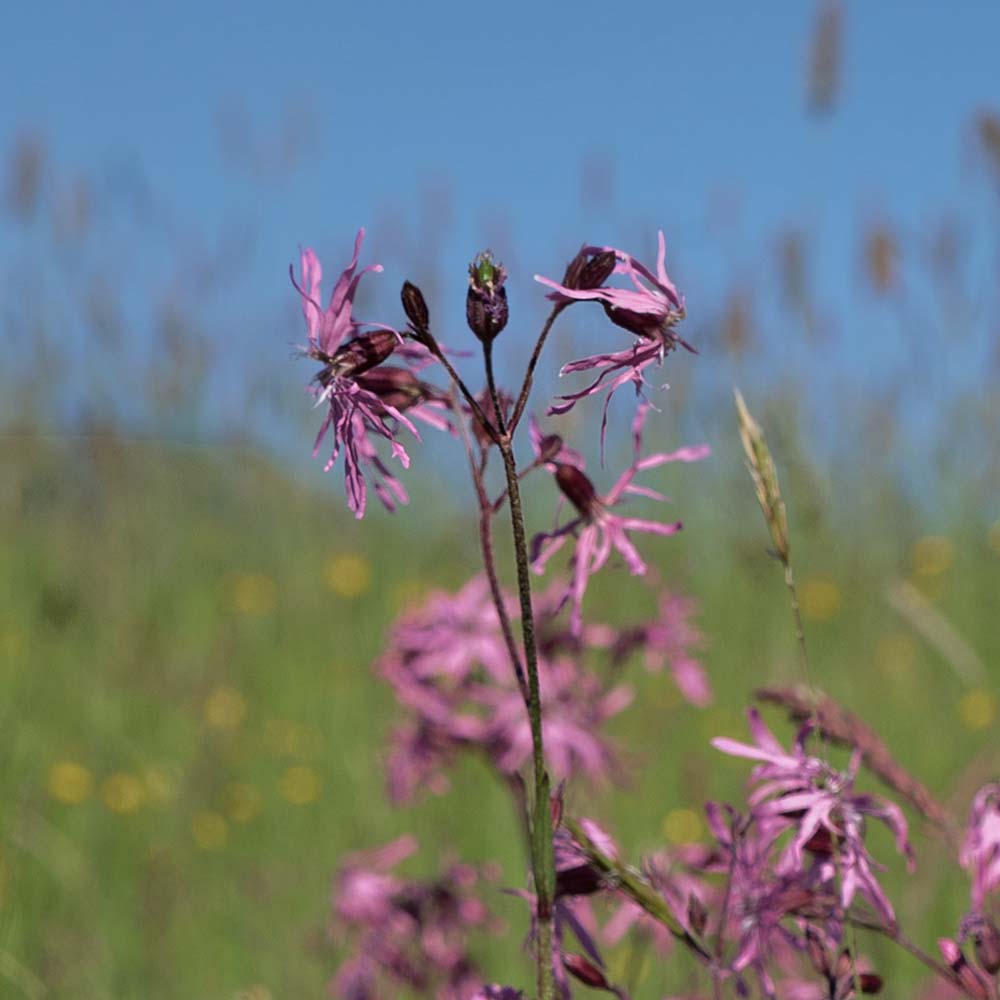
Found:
<box><xmin>331</xmin><ymin>835</ymin><xmax>500</xmax><ymax>1000</ymax></box>
<box><xmin>290</xmin><ymin>228</ymin><xmax>975</xmax><ymax>1000</ymax></box>
<box><xmin>713</xmin><ymin>709</ymin><xmax>915</xmax><ymax>928</ymax></box>
<box><xmin>379</xmin><ymin>577</ymin><xmax>635</xmax><ymax>802</ymax></box>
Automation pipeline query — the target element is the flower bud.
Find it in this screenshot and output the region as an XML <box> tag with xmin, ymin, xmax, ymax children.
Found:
<box><xmin>550</xmin><ymin>784</ymin><xmax>565</xmax><ymax>827</ymax></box>
<box><xmin>939</xmin><ymin>938</ymin><xmax>992</xmax><ymax>1000</ymax></box>
<box><xmin>561</xmin><ymin>248</ymin><xmax>588</xmax><ymax>289</ymax></box>
<box><xmin>554</xmin><ymin>862</ymin><xmax>603</xmax><ymax>897</ymax></box>
<box><xmin>803</xmin><ymin>826</ymin><xmax>834</xmax><ymax>857</ymax></box>
<box><xmin>466</xmin><ymin>251</ymin><xmax>509</xmax><ymax>343</ymax></box>
<box><xmin>602</xmin><ymin>300</ymin><xmax>663</xmax><ymax>340</ymax></box>
<box><xmin>580</xmin><ymin>250</ymin><xmax>617</xmax><ymax>290</ymax></box>
<box><xmin>805</xmin><ymin>926</ymin><xmax>829</xmax><ymax>976</ymax></box>
<box><xmin>555</xmin><ymin>463</ymin><xmax>601</xmax><ymax>518</ymax></box>
<box><xmin>356</xmin><ymin>366</ymin><xmax>446</xmax><ymax>411</ymax></box>
<box><xmin>537</xmin><ymin>434</ymin><xmax>565</xmax><ymax>465</ymax></box>
<box><xmin>687</xmin><ymin>894</ymin><xmax>708</xmax><ymax>937</ymax></box>
<box><xmin>563</xmin><ymin>953</ymin><xmax>612</xmax><ymax>990</ymax></box>
<box><xmin>968</xmin><ymin>916</ymin><xmax>1000</xmax><ymax>974</ymax></box>
<box><xmin>400</xmin><ymin>280</ymin><xmax>430</xmax><ymax>335</ymax></box>
<box><xmin>561</xmin><ymin>248</ymin><xmax>617</xmax><ymax>291</ymax></box>
<box><xmin>858</xmin><ymin>973</ymin><xmax>884</xmax><ymax>994</ymax></box>
<box><xmin>325</xmin><ymin>329</ymin><xmax>397</xmax><ymax>379</ymax></box>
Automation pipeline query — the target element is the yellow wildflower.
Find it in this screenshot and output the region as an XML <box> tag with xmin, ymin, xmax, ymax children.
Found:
<box><xmin>324</xmin><ymin>553</ymin><xmax>372</xmax><ymax>598</ymax></box>
<box><xmin>48</xmin><ymin>761</ymin><xmax>93</xmax><ymax>804</ymax></box>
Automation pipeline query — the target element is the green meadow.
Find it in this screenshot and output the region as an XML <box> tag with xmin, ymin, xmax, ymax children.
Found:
<box><xmin>2</xmin><ymin>426</ymin><xmax>997</xmax><ymax>999</ymax></box>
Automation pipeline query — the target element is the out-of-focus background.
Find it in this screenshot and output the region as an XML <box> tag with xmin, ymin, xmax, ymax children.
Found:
<box><xmin>2</xmin><ymin>2</ymin><xmax>999</xmax><ymax>997</ymax></box>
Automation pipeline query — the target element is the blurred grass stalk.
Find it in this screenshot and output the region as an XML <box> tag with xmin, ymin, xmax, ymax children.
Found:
<box><xmin>887</xmin><ymin>579</ymin><xmax>986</xmax><ymax>687</ymax></box>
<box><xmin>734</xmin><ymin>388</ymin><xmax>811</xmax><ymax>682</ymax></box>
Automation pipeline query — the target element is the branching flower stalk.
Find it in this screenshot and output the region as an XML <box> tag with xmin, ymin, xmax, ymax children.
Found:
<box><xmin>302</xmin><ymin>230</ymin><xmax>702</xmax><ymax>998</ymax></box>
<box><xmin>297</xmin><ymin>230</ymin><xmax>1000</xmax><ymax>1000</ymax></box>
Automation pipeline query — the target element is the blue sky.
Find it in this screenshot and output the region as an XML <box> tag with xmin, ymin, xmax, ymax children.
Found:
<box><xmin>7</xmin><ymin>2</ymin><xmax>998</xmax><ymax>235</ymax></box>
<box><xmin>3</xmin><ymin>1</ymin><xmax>1000</xmax><ymax>465</ymax></box>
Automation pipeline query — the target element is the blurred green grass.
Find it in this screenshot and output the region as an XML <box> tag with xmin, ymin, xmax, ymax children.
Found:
<box><xmin>1</xmin><ymin>431</ymin><xmax>998</xmax><ymax>999</ymax></box>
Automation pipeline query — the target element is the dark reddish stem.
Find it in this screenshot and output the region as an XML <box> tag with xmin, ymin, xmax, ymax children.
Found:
<box><xmin>510</xmin><ymin>304</ymin><xmax>566</xmax><ymax>432</ymax></box>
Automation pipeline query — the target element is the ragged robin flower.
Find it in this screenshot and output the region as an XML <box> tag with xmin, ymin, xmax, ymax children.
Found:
<box><xmin>530</xmin><ymin>402</ymin><xmax>708</xmax><ymax>635</ymax></box>
<box><xmin>713</xmin><ymin>708</ymin><xmax>915</xmax><ymax>928</ymax></box>
<box><xmin>291</xmin><ymin>229</ymin><xmax>428</xmax><ymax>518</ymax></box>
<box><xmin>535</xmin><ymin>231</ymin><xmax>694</xmax><ymax>443</ymax></box>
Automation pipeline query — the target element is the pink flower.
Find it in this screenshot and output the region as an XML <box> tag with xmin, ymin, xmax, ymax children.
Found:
<box><xmin>531</xmin><ymin>402</ymin><xmax>709</xmax><ymax>635</ymax></box>
<box><xmin>535</xmin><ymin>232</ymin><xmax>694</xmax><ymax>434</ymax></box>
<box><xmin>378</xmin><ymin>576</ymin><xmax>633</xmax><ymax>800</ymax></box>
<box><xmin>536</xmin><ymin>231</ymin><xmax>684</xmax><ymax>331</ymax></box>
<box><xmin>294</xmin><ymin>228</ymin><xmax>397</xmax><ymax>357</ymax></box>
<box><xmin>713</xmin><ymin>709</ymin><xmax>915</xmax><ymax>927</ymax></box>
<box><xmin>476</xmin><ymin>655</ymin><xmax>632</xmax><ymax>780</ymax></box>
<box><xmin>528</xmin><ymin>414</ymin><xmax>585</xmax><ymax>472</ymax></box>
<box><xmin>609</xmin><ymin>592</ymin><xmax>712</xmax><ymax>706</ymax></box>
<box><xmin>291</xmin><ymin>229</ymin><xmax>425</xmax><ymax>519</ymax></box>
<box><xmin>331</xmin><ymin>836</ymin><xmax>497</xmax><ymax>1000</ymax></box>
<box><xmin>960</xmin><ymin>783</ymin><xmax>1000</xmax><ymax>910</ymax></box>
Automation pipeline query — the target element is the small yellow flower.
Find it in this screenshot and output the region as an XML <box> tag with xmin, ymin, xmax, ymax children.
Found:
<box><xmin>278</xmin><ymin>765</ymin><xmax>320</xmax><ymax>805</ymax></box>
<box><xmin>102</xmin><ymin>772</ymin><xmax>145</xmax><ymax>814</ymax></box>
<box><xmin>957</xmin><ymin>689</ymin><xmax>997</xmax><ymax>731</ymax></box>
<box><xmin>224</xmin><ymin>782</ymin><xmax>263</xmax><ymax>824</ymax></box>
<box><xmin>876</xmin><ymin>633</ymin><xmax>917</xmax><ymax>677</ymax></box>
<box><xmin>910</xmin><ymin>535</ymin><xmax>953</xmax><ymax>578</ymax></box>
<box><xmin>204</xmin><ymin>686</ymin><xmax>247</xmax><ymax>731</ymax></box>
<box><xmin>324</xmin><ymin>553</ymin><xmax>372</xmax><ymax>598</ymax></box>
<box><xmin>192</xmin><ymin>811</ymin><xmax>228</xmax><ymax>850</ymax></box>
<box><xmin>989</xmin><ymin>521</ymin><xmax>1000</xmax><ymax>557</ymax></box>
<box><xmin>229</xmin><ymin>573</ymin><xmax>276</xmax><ymax>615</ymax></box>
<box><xmin>799</xmin><ymin>576</ymin><xmax>841</xmax><ymax>622</ymax></box>
<box><xmin>662</xmin><ymin>808</ymin><xmax>702</xmax><ymax>843</ymax></box>
<box><xmin>48</xmin><ymin>761</ymin><xmax>93</xmax><ymax>804</ymax></box>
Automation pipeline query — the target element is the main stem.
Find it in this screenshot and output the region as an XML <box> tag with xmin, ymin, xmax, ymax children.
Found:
<box><xmin>484</xmin><ymin>341</ymin><xmax>555</xmax><ymax>1000</ymax></box>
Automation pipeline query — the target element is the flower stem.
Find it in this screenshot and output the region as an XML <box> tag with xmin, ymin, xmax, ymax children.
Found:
<box><xmin>447</xmin><ymin>369</ymin><xmax>531</xmax><ymax>703</ymax></box>
<box><xmin>484</xmin><ymin>340</ymin><xmax>555</xmax><ymax>1000</ymax></box>
<box><xmin>510</xmin><ymin>304</ymin><xmax>565</xmax><ymax>432</ymax></box>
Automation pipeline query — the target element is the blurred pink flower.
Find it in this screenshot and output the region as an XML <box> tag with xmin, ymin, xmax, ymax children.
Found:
<box><xmin>961</xmin><ymin>783</ymin><xmax>1000</xmax><ymax>910</ymax></box>
<box><xmin>477</xmin><ymin>656</ymin><xmax>632</xmax><ymax>780</ymax></box>
<box><xmin>378</xmin><ymin>576</ymin><xmax>633</xmax><ymax>801</ymax></box>
<box><xmin>938</xmin><ymin>938</ymin><xmax>993</xmax><ymax>1000</ymax></box>
<box><xmin>609</xmin><ymin>592</ymin><xmax>712</xmax><ymax>706</ymax></box>
<box><xmin>531</xmin><ymin>402</ymin><xmax>708</xmax><ymax>635</ymax></box>
<box><xmin>331</xmin><ymin>836</ymin><xmax>496</xmax><ymax>1000</ymax></box>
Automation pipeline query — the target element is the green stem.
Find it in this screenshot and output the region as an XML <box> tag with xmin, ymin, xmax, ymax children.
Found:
<box><xmin>782</xmin><ymin>562</ymin><xmax>810</xmax><ymax>684</ymax></box>
<box><xmin>484</xmin><ymin>340</ymin><xmax>555</xmax><ymax>1000</ymax></box>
